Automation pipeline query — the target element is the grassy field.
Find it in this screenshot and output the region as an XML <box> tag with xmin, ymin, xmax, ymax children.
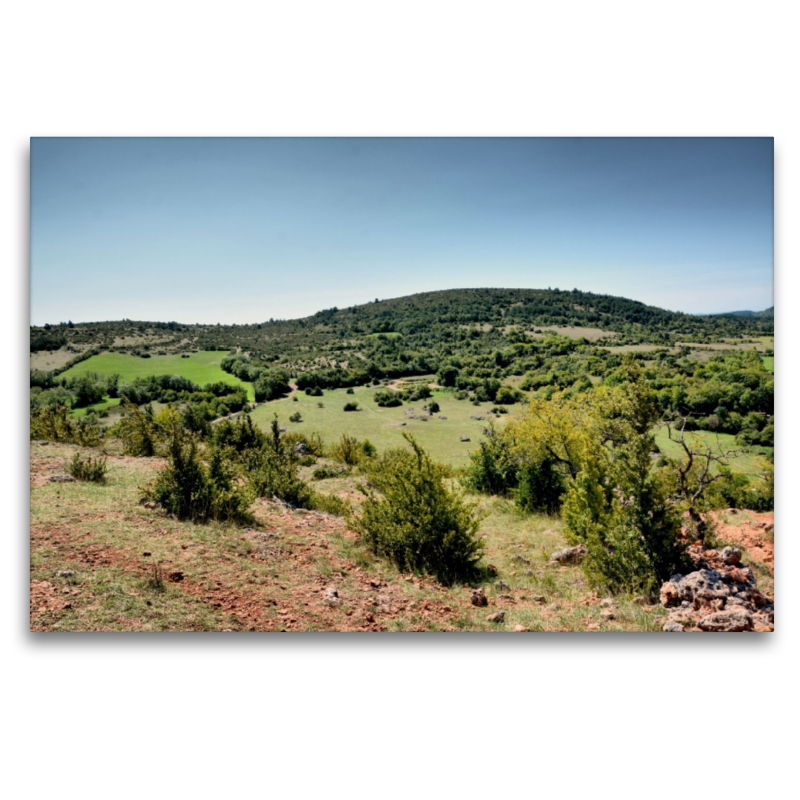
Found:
<box><xmin>60</xmin><ymin>351</ymin><xmax>255</xmax><ymax>400</ymax></box>
<box><xmin>762</xmin><ymin>356</ymin><xmax>774</xmax><ymax>372</ymax></box>
<box><xmin>249</xmin><ymin>384</ymin><xmax>771</xmax><ymax>476</ymax></box>
<box><xmin>249</xmin><ymin>384</ymin><xmax>520</xmax><ymax>467</ymax></box>
<box><xmin>71</xmin><ymin>397</ymin><xmax>122</xmax><ymax>419</ymax></box>
<box><xmin>653</xmin><ymin>428</ymin><xmax>772</xmax><ymax>475</ymax></box>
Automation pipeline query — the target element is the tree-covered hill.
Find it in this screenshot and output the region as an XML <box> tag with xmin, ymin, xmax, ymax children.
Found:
<box><xmin>31</xmin><ymin>287</ymin><xmax>773</xmax><ymax>358</ymax></box>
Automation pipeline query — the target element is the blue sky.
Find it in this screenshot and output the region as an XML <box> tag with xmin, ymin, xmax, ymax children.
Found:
<box><xmin>30</xmin><ymin>137</ymin><xmax>774</xmax><ymax>325</ymax></box>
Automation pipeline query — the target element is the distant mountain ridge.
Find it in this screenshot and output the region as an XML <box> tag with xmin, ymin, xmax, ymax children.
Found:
<box><xmin>712</xmin><ymin>307</ymin><xmax>773</xmax><ymax>318</ymax></box>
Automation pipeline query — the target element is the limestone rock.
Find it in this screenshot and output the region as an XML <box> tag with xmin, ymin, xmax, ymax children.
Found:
<box><xmin>697</xmin><ymin>609</ymin><xmax>754</xmax><ymax>632</ymax></box>
<box><xmin>719</xmin><ymin>546</ymin><xmax>742</xmax><ymax>566</ymax></box>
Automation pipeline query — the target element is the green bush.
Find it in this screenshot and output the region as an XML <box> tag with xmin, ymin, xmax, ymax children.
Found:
<box><xmin>330</xmin><ymin>433</ymin><xmax>362</xmax><ymax>466</ymax></box>
<box><xmin>312</xmin><ymin>465</ymin><xmax>349</xmax><ymax>480</ymax></box>
<box><xmin>289</xmin><ymin>411</ymin><xmax>303</xmax><ymax>423</ymax></box>
<box><xmin>243</xmin><ymin>418</ymin><xmax>314</xmax><ymax>508</ymax></box>
<box><xmin>494</xmin><ymin>386</ymin><xmax>517</xmax><ymax>405</ymax></box>
<box><xmin>30</xmin><ymin>404</ymin><xmax>103</xmax><ymax>447</ymax></box>
<box><xmin>147</xmin><ymin>431</ymin><xmax>254</xmax><ymax>524</ymax></box>
<box><xmin>373</xmin><ymin>390</ymin><xmax>402</xmax><ymax>407</ymax></box>
<box><xmin>212</xmin><ymin>414</ymin><xmax>266</xmax><ymax>453</ymax></box>
<box><xmin>308</xmin><ymin>491</ymin><xmax>352</xmax><ymax>517</ymax></box>
<box><xmin>67</xmin><ymin>452</ymin><xmax>108</xmax><ymax>483</ymax></box>
<box><xmin>462</xmin><ymin>427</ymin><xmax>518</xmax><ymax>497</ymax></box>
<box><xmin>351</xmin><ymin>434</ymin><xmax>485</xmax><ymax>584</ymax></box>
<box><xmin>515</xmin><ymin>458</ymin><xmax>565</xmax><ymax>514</ymax></box>
<box><xmin>115</xmin><ymin>399</ymin><xmax>160</xmax><ymax>456</ymax></box>
<box><xmin>343</xmin><ymin>401</ymin><xmax>359</xmax><ymax>412</ymax></box>
<box><xmin>562</xmin><ymin>363</ymin><xmax>687</xmax><ymax>595</ymax></box>
<box><xmin>702</xmin><ymin>464</ymin><xmax>774</xmax><ymax>512</ymax></box>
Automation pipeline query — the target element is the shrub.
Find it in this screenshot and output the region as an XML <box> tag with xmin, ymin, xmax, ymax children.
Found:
<box><xmin>562</xmin><ymin>363</ymin><xmax>687</xmax><ymax>595</ymax></box>
<box><xmin>346</xmin><ymin>387</ymin><xmax>355</xmax><ymax>394</ymax></box>
<box><xmin>701</xmin><ymin>462</ymin><xmax>774</xmax><ymax>512</ymax></box>
<box><xmin>312</xmin><ymin>465</ymin><xmax>349</xmax><ymax>480</ymax></box>
<box><xmin>373</xmin><ymin>390</ymin><xmax>402</xmax><ymax>407</ymax></box>
<box><xmin>212</xmin><ymin>414</ymin><xmax>266</xmax><ymax>453</ymax></box>
<box><xmin>289</xmin><ymin>411</ymin><xmax>303</xmax><ymax>423</ymax></box>
<box><xmin>308</xmin><ymin>491</ymin><xmax>352</xmax><ymax>517</ymax></box>
<box><xmin>67</xmin><ymin>452</ymin><xmax>108</xmax><ymax>483</ymax></box>
<box><xmin>515</xmin><ymin>458</ymin><xmax>565</xmax><ymax>514</ymax></box>
<box><xmin>343</xmin><ymin>402</ymin><xmax>359</xmax><ymax>412</ymax></box>
<box><xmin>351</xmin><ymin>434</ymin><xmax>485</xmax><ymax>584</ymax></box>
<box><xmin>494</xmin><ymin>386</ymin><xmax>517</xmax><ymax>405</ymax></box>
<box><xmin>115</xmin><ymin>400</ymin><xmax>162</xmax><ymax>456</ymax></box>
<box><xmin>243</xmin><ymin>418</ymin><xmax>314</xmax><ymax>508</ymax></box>
<box><xmin>30</xmin><ymin>404</ymin><xmax>103</xmax><ymax>447</ymax></box>
<box><xmin>330</xmin><ymin>433</ymin><xmax>362</xmax><ymax>465</ymax></box>
<box><xmin>462</xmin><ymin>427</ymin><xmax>517</xmax><ymax>497</ymax></box>
<box><xmin>146</xmin><ymin>430</ymin><xmax>254</xmax><ymax>524</ymax></box>
<box><xmin>283</xmin><ymin>430</ymin><xmax>325</xmax><ymax>457</ymax></box>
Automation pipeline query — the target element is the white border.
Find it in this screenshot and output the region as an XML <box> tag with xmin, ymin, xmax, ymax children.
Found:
<box><xmin>4</xmin><ymin>2</ymin><xmax>795</xmax><ymax>796</ymax></box>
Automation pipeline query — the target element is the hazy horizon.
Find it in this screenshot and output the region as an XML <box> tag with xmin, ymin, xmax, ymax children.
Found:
<box><xmin>31</xmin><ymin>138</ymin><xmax>774</xmax><ymax>326</ymax></box>
<box><xmin>29</xmin><ymin>284</ymin><xmax>774</xmax><ymax>328</ymax></box>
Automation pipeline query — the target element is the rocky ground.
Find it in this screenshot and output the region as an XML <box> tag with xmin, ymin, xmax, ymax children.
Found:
<box><xmin>659</xmin><ymin>524</ymin><xmax>775</xmax><ymax>632</ymax></box>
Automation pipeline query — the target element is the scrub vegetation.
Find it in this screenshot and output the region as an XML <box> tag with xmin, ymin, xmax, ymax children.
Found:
<box><xmin>30</xmin><ymin>288</ymin><xmax>774</xmax><ymax>631</ymax></box>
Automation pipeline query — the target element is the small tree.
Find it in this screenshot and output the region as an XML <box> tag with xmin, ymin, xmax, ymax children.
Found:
<box><xmin>562</xmin><ymin>360</ymin><xmax>687</xmax><ymax>594</ymax></box>
<box><xmin>662</xmin><ymin>414</ymin><xmax>743</xmax><ymax>540</ymax></box>
<box><xmin>352</xmin><ymin>434</ymin><xmax>485</xmax><ymax>584</ymax></box>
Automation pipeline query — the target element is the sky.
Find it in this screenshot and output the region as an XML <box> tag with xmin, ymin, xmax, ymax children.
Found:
<box><xmin>30</xmin><ymin>137</ymin><xmax>774</xmax><ymax>325</ymax></box>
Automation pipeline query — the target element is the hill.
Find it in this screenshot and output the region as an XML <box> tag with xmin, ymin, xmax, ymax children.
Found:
<box><xmin>31</xmin><ymin>287</ymin><xmax>774</xmax><ymax>366</ymax></box>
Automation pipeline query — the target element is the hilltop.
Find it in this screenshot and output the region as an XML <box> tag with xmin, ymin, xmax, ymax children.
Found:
<box><xmin>31</xmin><ymin>287</ymin><xmax>774</xmax><ymax>369</ymax></box>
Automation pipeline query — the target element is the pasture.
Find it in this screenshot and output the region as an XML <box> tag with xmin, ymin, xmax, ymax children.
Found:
<box><xmin>60</xmin><ymin>351</ymin><xmax>255</xmax><ymax>400</ymax></box>
<box><xmin>653</xmin><ymin>428</ymin><xmax>772</xmax><ymax>475</ymax></box>
<box><xmin>249</xmin><ymin>384</ymin><xmax>519</xmax><ymax>466</ymax></box>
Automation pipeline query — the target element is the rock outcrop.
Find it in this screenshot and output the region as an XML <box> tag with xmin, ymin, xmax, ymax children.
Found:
<box><xmin>660</xmin><ymin>544</ymin><xmax>774</xmax><ymax>632</ymax></box>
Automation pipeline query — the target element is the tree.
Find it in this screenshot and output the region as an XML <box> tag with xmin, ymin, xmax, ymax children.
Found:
<box><xmin>561</xmin><ymin>360</ymin><xmax>687</xmax><ymax>594</ymax></box>
<box><xmin>661</xmin><ymin>414</ymin><xmax>742</xmax><ymax>541</ymax></box>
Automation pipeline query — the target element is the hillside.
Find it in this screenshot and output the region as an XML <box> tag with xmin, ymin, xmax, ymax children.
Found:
<box><xmin>31</xmin><ymin>287</ymin><xmax>774</xmax><ymax>360</ymax></box>
<box><xmin>31</xmin><ymin>288</ymin><xmax>775</xmax><ymax>399</ymax></box>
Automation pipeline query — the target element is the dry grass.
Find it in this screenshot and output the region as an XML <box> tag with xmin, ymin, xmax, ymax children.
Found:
<box><xmin>30</xmin><ymin>440</ymin><xmax>677</xmax><ymax>632</ymax></box>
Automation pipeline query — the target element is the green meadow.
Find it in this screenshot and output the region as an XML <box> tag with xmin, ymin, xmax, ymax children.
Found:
<box><xmin>653</xmin><ymin>428</ymin><xmax>772</xmax><ymax>475</ymax></box>
<box><xmin>60</xmin><ymin>351</ymin><xmax>255</xmax><ymax>401</ymax></box>
<box><xmin>249</xmin><ymin>384</ymin><xmax>518</xmax><ymax>467</ymax></box>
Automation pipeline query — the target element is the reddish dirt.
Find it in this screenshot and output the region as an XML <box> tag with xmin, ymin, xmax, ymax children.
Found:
<box><xmin>30</xmin><ymin>580</ymin><xmax>75</xmax><ymax>620</ymax></box>
<box><xmin>30</xmin><ymin>446</ymin><xmax>460</xmax><ymax>631</ymax></box>
<box><xmin>710</xmin><ymin>510</ymin><xmax>774</xmax><ymax>574</ymax></box>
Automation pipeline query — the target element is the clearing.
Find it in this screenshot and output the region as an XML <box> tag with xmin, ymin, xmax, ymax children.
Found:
<box><xmin>60</xmin><ymin>351</ymin><xmax>255</xmax><ymax>401</ymax></box>
<box><xmin>249</xmin><ymin>384</ymin><xmax>520</xmax><ymax>466</ymax></box>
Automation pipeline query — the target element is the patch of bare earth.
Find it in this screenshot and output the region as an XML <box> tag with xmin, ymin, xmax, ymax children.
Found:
<box><xmin>710</xmin><ymin>510</ymin><xmax>774</xmax><ymax>574</ymax></box>
<box><xmin>30</xmin><ymin>446</ymin><xmax>459</xmax><ymax>631</ymax></box>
